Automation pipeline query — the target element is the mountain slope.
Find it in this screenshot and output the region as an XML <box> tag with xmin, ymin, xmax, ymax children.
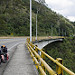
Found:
<box><xmin>0</xmin><ymin>0</ymin><xmax>74</xmax><ymax>36</ymax></box>
<box><xmin>44</xmin><ymin>37</ymin><xmax>75</xmax><ymax>73</ymax></box>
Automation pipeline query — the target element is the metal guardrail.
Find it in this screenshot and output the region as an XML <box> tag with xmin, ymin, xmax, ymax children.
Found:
<box><xmin>26</xmin><ymin>38</ymin><xmax>75</xmax><ymax>75</ymax></box>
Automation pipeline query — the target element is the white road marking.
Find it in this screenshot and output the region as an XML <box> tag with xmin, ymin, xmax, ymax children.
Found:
<box><xmin>8</xmin><ymin>43</ymin><xmax>19</xmax><ymax>51</ymax></box>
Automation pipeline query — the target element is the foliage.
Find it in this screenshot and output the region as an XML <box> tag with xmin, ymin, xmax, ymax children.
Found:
<box><xmin>0</xmin><ymin>0</ymin><xmax>75</xmax><ymax>36</ymax></box>
<box><xmin>44</xmin><ymin>37</ymin><xmax>75</xmax><ymax>73</ymax></box>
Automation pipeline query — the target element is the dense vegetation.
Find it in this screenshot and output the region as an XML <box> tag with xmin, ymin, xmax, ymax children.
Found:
<box><xmin>44</xmin><ymin>37</ymin><xmax>75</xmax><ymax>74</ymax></box>
<box><xmin>0</xmin><ymin>0</ymin><xmax>75</xmax><ymax>36</ymax></box>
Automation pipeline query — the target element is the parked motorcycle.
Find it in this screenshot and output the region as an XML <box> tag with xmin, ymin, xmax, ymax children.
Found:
<box><xmin>1</xmin><ymin>53</ymin><xmax>9</xmax><ymax>63</ymax></box>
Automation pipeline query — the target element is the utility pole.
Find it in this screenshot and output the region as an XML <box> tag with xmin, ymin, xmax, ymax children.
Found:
<box><xmin>65</xmin><ymin>30</ymin><xmax>66</xmax><ymax>36</ymax></box>
<box><xmin>57</xmin><ymin>20</ymin><xmax>60</xmax><ymax>36</ymax></box>
<box><xmin>74</xmin><ymin>26</ymin><xmax>75</xmax><ymax>36</ymax></box>
<box><xmin>51</xmin><ymin>25</ymin><xmax>53</xmax><ymax>36</ymax></box>
<box><xmin>30</xmin><ymin>0</ymin><xmax>32</xmax><ymax>42</ymax></box>
<box><xmin>36</xmin><ymin>11</ymin><xmax>37</xmax><ymax>40</ymax></box>
<box><xmin>59</xmin><ymin>28</ymin><xmax>60</xmax><ymax>36</ymax></box>
<box><xmin>36</xmin><ymin>10</ymin><xmax>38</xmax><ymax>40</ymax></box>
<box><xmin>62</xmin><ymin>29</ymin><xmax>63</xmax><ymax>36</ymax></box>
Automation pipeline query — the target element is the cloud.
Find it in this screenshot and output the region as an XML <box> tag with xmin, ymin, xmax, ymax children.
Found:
<box><xmin>67</xmin><ymin>16</ymin><xmax>75</xmax><ymax>22</ymax></box>
<box><xmin>46</xmin><ymin>0</ymin><xmax>73</xmax><ymax>9</ymax></box>
<box><xmin>45</xmin><ymin>0</ymin><xmax>75</xmax><ymax>21</ymax></box>
<box><xmin>53</xmin><ymin>9</ymin><xmax>69</xmax><ymax>16</ymax></box>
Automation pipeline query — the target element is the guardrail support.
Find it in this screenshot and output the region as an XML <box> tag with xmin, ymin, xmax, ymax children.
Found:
<box><xmin>34</xmin><ymin>45</ymin><xmax>39</xmax><ymax>69</ymax></box>
<box><xmin>56</xmin><ymin>58</ymin><xmax>63</xmax><ymax>75</ymax></box>
<box><xmin>27</xmin><ymin>38</ymin><xmax>75</xmax><ymax>75</ymax></box>
<box><xmin>41</xmin><ymin>48</ymin><xmax>45</xmax><ymax>71</ymax></box>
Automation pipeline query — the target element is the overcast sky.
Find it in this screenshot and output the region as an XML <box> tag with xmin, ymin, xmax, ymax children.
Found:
<box><xmin>45</xmin><ymin>0</ymin><xmax>75</xmax><ymax>22</ymax></box>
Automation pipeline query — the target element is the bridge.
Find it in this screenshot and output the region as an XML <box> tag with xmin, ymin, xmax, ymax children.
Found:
<box><xmin>0</xmin><ymin>37</ymin><xmax>75</xmax><ymax>75</ymax></box>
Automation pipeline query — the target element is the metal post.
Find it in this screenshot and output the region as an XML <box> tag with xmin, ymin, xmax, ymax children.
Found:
<box><xmin>62</xmin><ymin>29</ymin><xmax>63</xmax><ymax>36</ymax></box>
<box><xmin>36</xmin><ymin>14</ymin><xmax>37</xmax><ymax>40</ymax></box>
<box><xmin>36</xmin><ymin>10</ymin><xmax>38</xmax><ymax>41</ymax></box>
<box><xmin>51</xmin><ymin>25</ymin><xmax>53</xmax><ymax>36</ymax></box>
<box><xmin>41</xmin><ymin>48</ymin><xmax>45</xmax><ymax>71</ymax></box>
<box><xmin>30</xmin><ymin>0</ymin><xmax>32</xmax><ymax>42</ymax></box>
<box><xmin>65</xmin><ymin>30</ymin><xmax>66</xmax><ymax>36</ymax></box>
<box><xmin>59</xmin><ymin>28</ymin><xmax>60</xmax><ymax>36</ymax></box>
<box><xmin>56</xmin><ymin>58</ymin><xmax>63</xmax><ymax>75</ymax></box>
<box><xmin>35</xmin><ymin>45</ymin><xmax>38</xmax><ymax>69</ymax></box>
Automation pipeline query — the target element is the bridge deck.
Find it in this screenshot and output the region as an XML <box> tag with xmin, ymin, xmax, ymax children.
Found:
<box><xmin>3</xmin><ymin>43</ymin><xmax>38</xmax><ymax>75</ymax></box>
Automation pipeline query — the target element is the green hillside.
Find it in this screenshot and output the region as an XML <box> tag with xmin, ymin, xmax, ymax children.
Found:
<box><xmin>44</xmin><ymin>37</ymin><xmax>75</xmax><ymax>74</ymax></box>
<box><xmin>0</xmin><ymin>0</ymin><xmax>75</xmax><ymax>36</ymax></box>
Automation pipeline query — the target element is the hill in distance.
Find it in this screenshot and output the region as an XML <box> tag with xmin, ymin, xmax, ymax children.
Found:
<box><xmin>0</xmin><ymin>0</ymin><xmax>74</xmax><ymax>36</ymax></box>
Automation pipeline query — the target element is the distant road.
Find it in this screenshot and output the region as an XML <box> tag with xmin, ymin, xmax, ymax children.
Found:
<box><xmin>0</xmin><ymin>38</ymin><xmax>26</xmax><ymax>50</ymax></box>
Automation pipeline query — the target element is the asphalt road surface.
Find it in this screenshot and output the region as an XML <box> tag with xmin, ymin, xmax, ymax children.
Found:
<box><xmin>0</xmin><ymin>38</ymin><xmax>26</xmax><ymax>50</ymax></box>
<box><xmin>0</xmin><ymin>38</ymin><xmax>38</xmax><ymax>75</ymax></box>
<box><xmin>0</xmin><ymin>38</ymin><xmax>26</xmax><ymax>75</ymax></box>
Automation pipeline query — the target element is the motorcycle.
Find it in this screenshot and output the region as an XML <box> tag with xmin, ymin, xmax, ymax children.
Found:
<box><xmin>1</xmin><ymin>53</ymin><xmax>9</xmax><ymax>63</ymax></box>
<box><xmin>0</xmin><ymin>57</ymin><xmax>1</xmax><ymax>65</ymax></box>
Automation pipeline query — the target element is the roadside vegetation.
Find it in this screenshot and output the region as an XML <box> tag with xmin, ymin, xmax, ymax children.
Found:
<box><xmin>44</xmin><ymin>36</ymin><xmax>75</xmax><ymax>74</ymax></box>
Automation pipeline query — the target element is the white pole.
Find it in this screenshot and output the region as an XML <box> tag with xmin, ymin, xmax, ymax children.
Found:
<box><xmin>36</xmin><ymin>10</ymin><xmax>38</xmax><ymax>40</ymax></box>
<box><xmin>30</xmin><ymin>0</ymin><xmax>32</xmax><ymax>42</ymax></box>
<box><xmin>36</xmin><ymin>14</ymin><xmax>37</xmax><ymax>40</ymax></box>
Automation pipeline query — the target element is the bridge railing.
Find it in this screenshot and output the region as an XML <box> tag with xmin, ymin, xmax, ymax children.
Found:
<box><xmin>26</xmin><ymin>38</ymin><xmax>75</xmax><ymax>75</ymax></box>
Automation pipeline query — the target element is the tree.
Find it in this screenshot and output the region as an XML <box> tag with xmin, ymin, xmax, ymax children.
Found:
<box><xmin>36</xmin><ymin>0</ymin><xmax>45</xmax><ymax>5</ymax></box>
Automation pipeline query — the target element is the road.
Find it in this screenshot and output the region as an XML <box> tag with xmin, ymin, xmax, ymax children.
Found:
<box><xmin>0</xmin><ymin>38</ymin><xmax>26</xmax><ymax>50</ymax></box>
<box><xmin>0</xmin><ymin>38</ymin><xmax>26</xmax><ymax>75</ymax></box>
<box><xmin>0</xmin><ymin>37</ymin><xmax>38</xmax><ymax>75</ymax></box>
